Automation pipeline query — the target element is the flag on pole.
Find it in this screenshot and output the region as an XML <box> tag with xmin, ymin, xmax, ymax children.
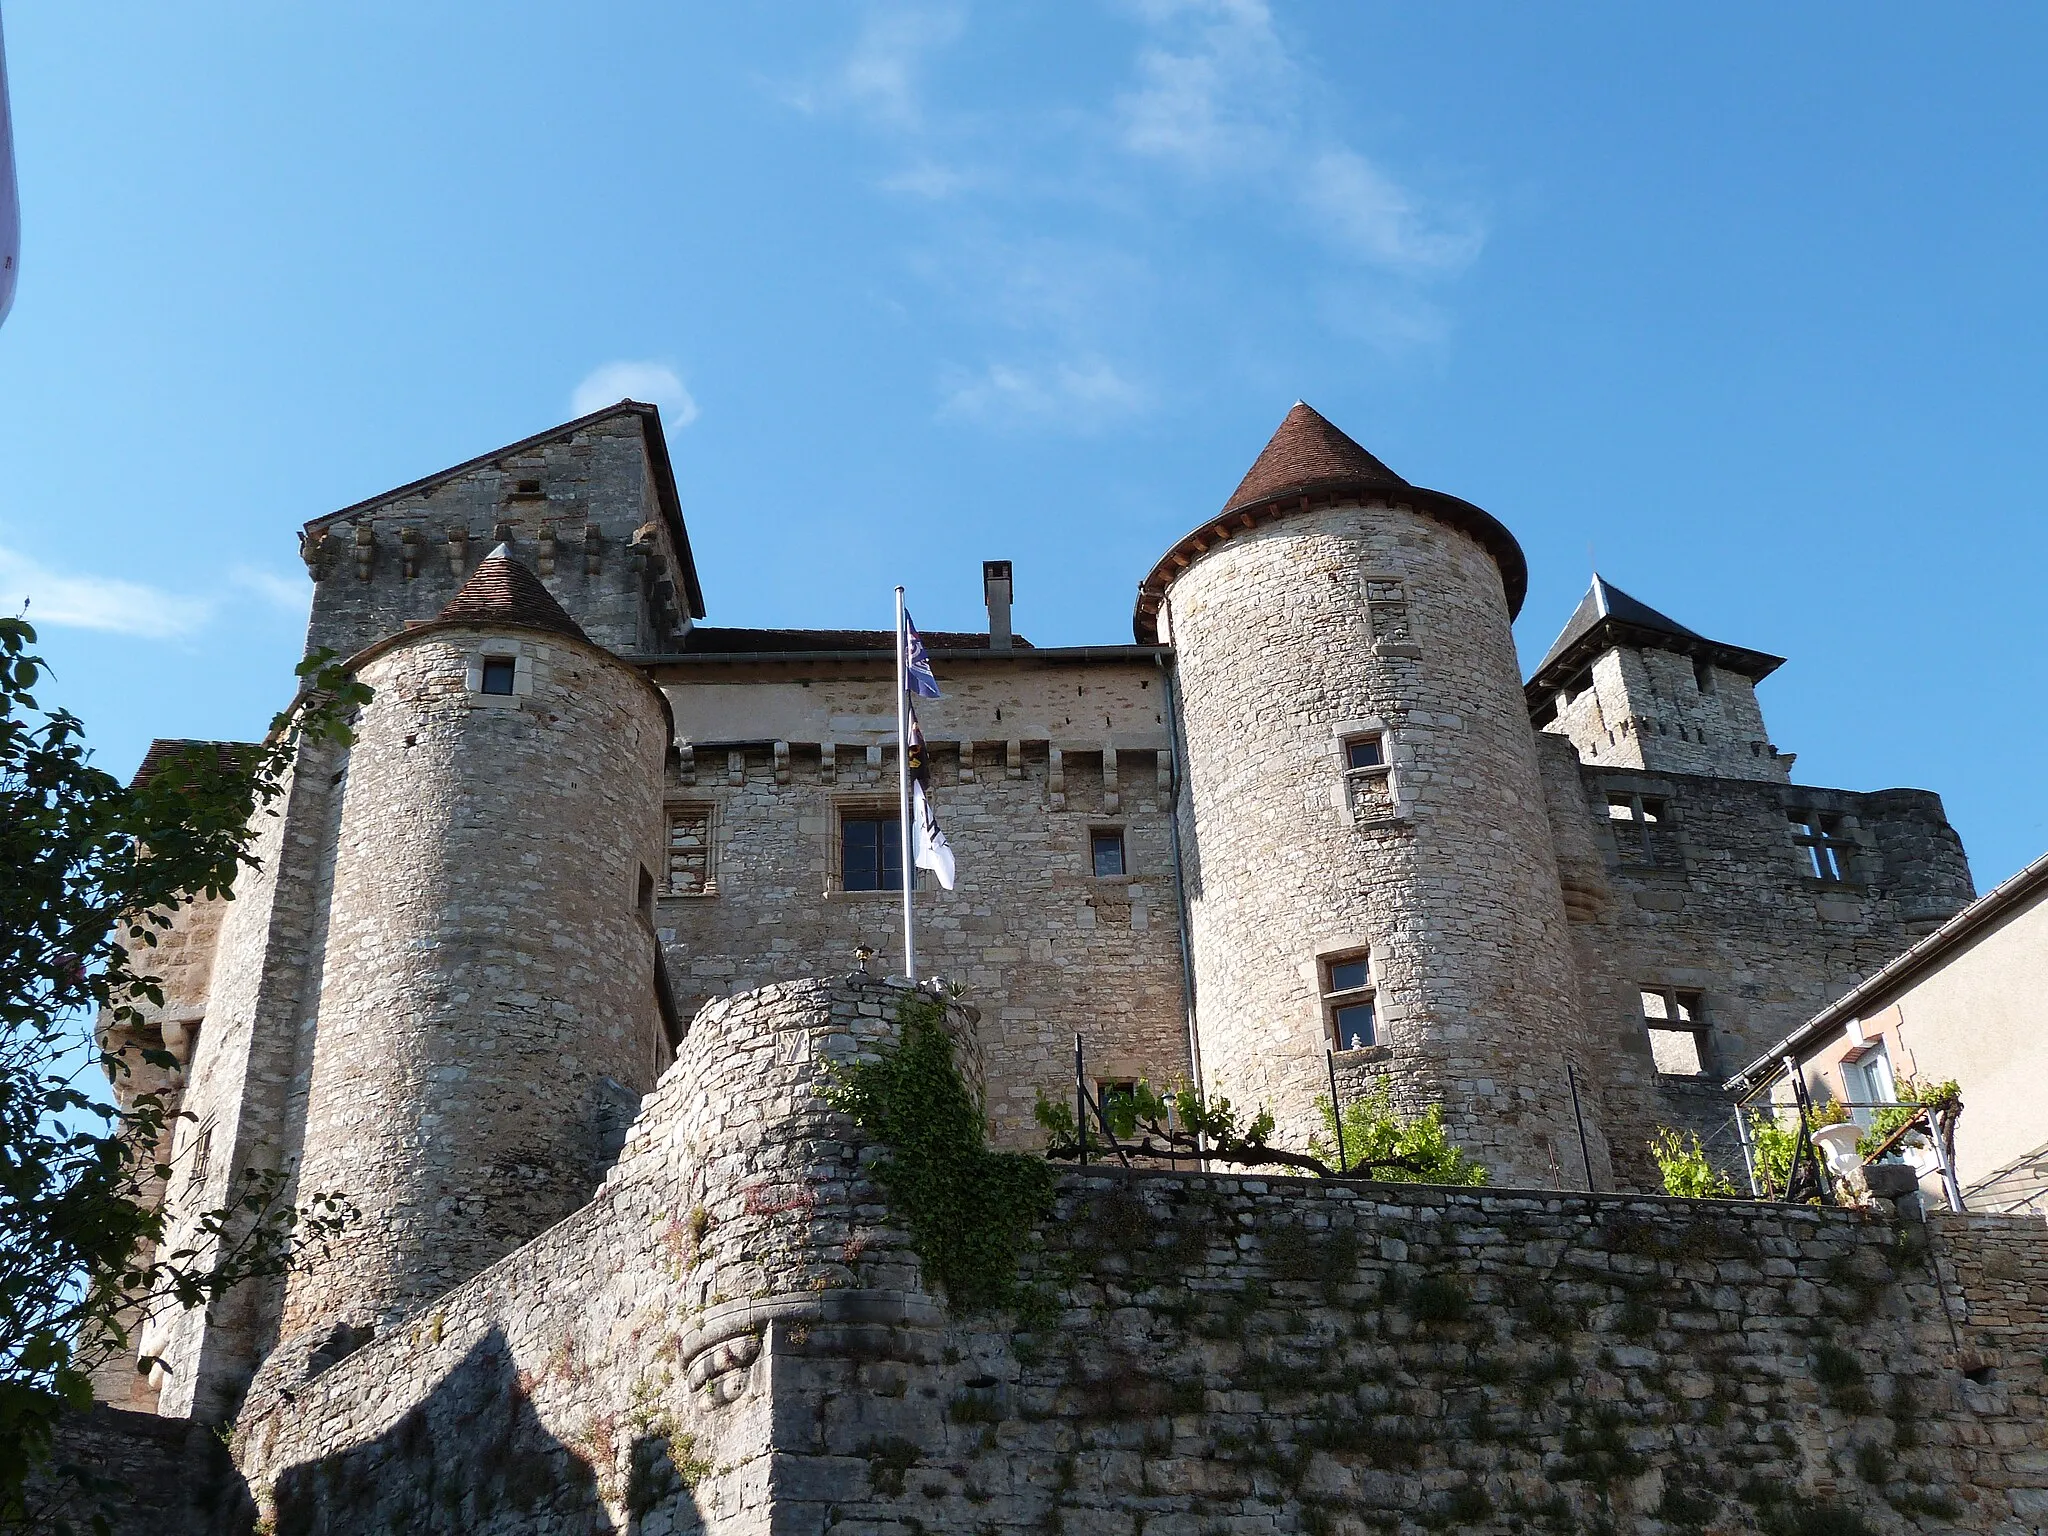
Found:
<box><xmin>903</xmin><ymin>610</ymin><xmax>942</xmax><ymax>698</ymax></box>
<box><xmin>905</xmin><ymin>703</ymin><xmax>956</xmax><ymax>890</ymax></box>
<box><xmin>0</xmin><ymin>5</ymin><xmax>19</xmax><ymax>330</ymax></box>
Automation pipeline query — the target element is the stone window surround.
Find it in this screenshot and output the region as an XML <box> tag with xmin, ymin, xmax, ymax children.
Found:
<box><xmin>1597</xmin><ymin>777</ymin><xmax>1686</xmax><ymax>870</ymax></box>
<box><xmin>1787</xmin><ymin>805</ymin><xmax>1862</xmax><ymax>886</ymax></box>
<box><xmin>1329</xmin><ymin>716</ymin><xmax>1408</xmax><ymax>828</ymax></box>
<box><xmin>659</xmin><ymin>800</ymin><xmax>718</xmax><ymax>900</ymax></box>
<box><xmin>1360</xmin><ymin>567</ymin><xmax>1422</xmax><ymax>659</ymax></box>
<box><xmin>1088</xmin><ymin>825</ymin><xmax>1130</xmax><ymax>880</ymax></box>
<box><xmin>1639</xmin><ymin>982</ymin><xmax>1712</xmax><ymax>1077</ymax></box>
<box><xmin>825</xmin><ymin>795</ymin><xmax>918</xmax><ymax>900</ymax></box>
<box><xmin>463</xmin><ymin>640</ymin><xmax>536</xmax><ymax>703</ymax></box>
<box><xmin>1301</xmin><ymin>934</ymin><xmax>1396</xmax><ymax>1059</ymax></box>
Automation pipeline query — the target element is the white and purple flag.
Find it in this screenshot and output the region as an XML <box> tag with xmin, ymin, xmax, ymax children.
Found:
<box><xmin>903</xmin><ymin>611</ymin><xmax>941</xmax><ymax>698</ymax></box>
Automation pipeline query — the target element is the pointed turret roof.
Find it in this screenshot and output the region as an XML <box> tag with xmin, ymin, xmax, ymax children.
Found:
<box><xmin>1223</xmin><ymin>401</ymin><xmax>1408</xmax><ymax>511</ymax></box>
<box><xmin>1526</xmin><ymin>575</ymin><xmax>1783</xmax><ymax>695</ymax></box>
<box><xmin>435</xmin><ymin>544</ymin><xmax>589</xmax><ymax>642</ymax></box>
<box><xmin>1135</xmin><ymin>402</ymin><xmax>1527</xmax><ymax>641</ymax></box>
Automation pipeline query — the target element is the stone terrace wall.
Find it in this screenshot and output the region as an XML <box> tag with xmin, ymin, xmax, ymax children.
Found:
<box><xmin>217</xmin><ymin>976</ymin><xmax>2048</xmax><ymax>1536</ymax></box>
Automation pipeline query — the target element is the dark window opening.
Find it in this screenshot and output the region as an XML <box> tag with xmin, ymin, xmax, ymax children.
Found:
<box><xmin>1097</xmin><ymin>1079</ymin><xmax>1138</xmax><ymax>1133</ymax></box>
<box><xmin>1641</xmin><ymin>986</ymin><xmax>1709</xmax><ymax>1076</ymax></box>
<box><xmin>841</xmin><ymin>815</ymin><xmax>905</xmax><ymax>892</ymax></box>
<box><xmin>1091</xmin><ymin>829</ymin><xmax>1127</xmax><ymax>878</ymax></box>
<box><xmin>1607</xmin><ymin>792</ymin><xmax>1675</xmax><ymax>866</ymax></box>
<box><xmin>1322</xmin><ymin>952</ymin><xmax>1377</xmax><ymax>1051</ymax></box>
<box><xmin>637</xmin><ymin>866</ymin><xmax>655</xmax><ymax>922</ymax></box>
<box><xmin>1789</xmin><ymin>810</ymin><xmax>1854</xmax><ymax>882</ymax></box>
<box><xmin>1345</xmin><ymin>736</ymin><xmax>1384</xmax><ymax>771</ymax></box>
<box><xmin>514</xmin><ymin>479</ymin><xmax>542</xmax><ymax>495</ymax></box>
<box><xmin>480</xmin><ymin>656</ymin><xmax>516</xmax><ymax>695</ymax></box>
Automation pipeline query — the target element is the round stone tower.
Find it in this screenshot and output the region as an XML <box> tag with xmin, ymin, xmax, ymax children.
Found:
<box><xmin>279</xmin><ymin>546</ymin><xmax>670</xmax><ymax>1346</ymax></box>
<box><xmin>1137</xmin><ymin>404</ymin><xmax>1610</xmax><ymax>1187</ymax></box>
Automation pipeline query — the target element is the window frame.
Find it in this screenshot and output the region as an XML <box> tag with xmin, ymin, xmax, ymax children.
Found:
<box><xmin>836</xmin><ymin>804</ymin><xmax>908</xmax><ymax>895</ymax></box>
<box><xmin>1607</xmin><ymin>791</ymin><xmax>1676</xmax><ymax>867</ymax></box>
<box><xmin>1788</xmin><ymin>808</ymin><xmax>1856</xmax><ymax>883</ymax></box>
<box><xmin>1333</xmin><ymin>721</ymin><xmax>1400</xmax><ymax>827</ymax></box>
<box><xmin>464</xmin><ymin>642</ymin><xmax>533</xmax><ymax>702</ymax></box>
<box><xmin>1321</xmin><ymin>950</ymin><xmax>1379</xmax><ymax>1053</ymax></box>
<box><xmin>1639</xmin><ymin>984</ymin><xmax>1711</xmax><ymax>1077</ymax></box>
<box><xmin>1089</xmin><ymin>827</ymin><xmax>1128</xmax><ymax>879</ymax></box>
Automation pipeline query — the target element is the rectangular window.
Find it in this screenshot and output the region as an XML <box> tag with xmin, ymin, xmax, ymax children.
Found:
<box><xmin>1091</xmin><ymin>829</ymin><xmax>1127</xmax><ymax>878</ymax></box>
<box><xmin>1323</xmin><ymin>952</ymin><xmax>1378</xmax><ymax>1051</ymax></box>
<box><xmin>1842</xmin><ymin>1045</ymin><xmax>1897</xmax><ymax>1128</ymax></box>
<box><xmin>480</xmin><ymin>655</ymin><xmax>516</xmax><ymax>695</ymax></box>
<box><xmin>664</xmin><ymin>806</ymin><xmax>716</xmax><ymax>896</ymax></box>
<box><xmin>841</xmin><ymin>814</ymin><xmax>905</xmax><ymax>892</ymax></box>
<box><xmin>1607</xmin><ymin>792</ymin><xmax>1674</xmax><ymax>866</ymax></box>
<box><xmin>1789</xmin><ymin>810</ymin><xmax>1854</xmax><ymax>882</ymax></box>
<box><xmin>1640</xmin><ymin>986</ymin><xmax>1709</xmax><ymax>1076</ymax></box>
<box><xmin>1341</xmin><ymin>731</ymin><xmax>1394</xmax><ymax>823</ymax></box>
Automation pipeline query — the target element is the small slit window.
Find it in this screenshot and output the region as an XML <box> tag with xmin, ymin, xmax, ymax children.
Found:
<box><xmin>1641</xmin><ymin>986</ymin><xmax>1709</xmax><ymax>1076</ymax></box>
<box><xmin>1091</xmin><ymin>829</ymin><xmax>1127</xmax><ymax>878</ymax></box>
<box><xmin>1323</xmin><ymin>953</ymin><xmax>1378</xmax><ymax>1052</ymax></box>
<box><xmin>480</xmin><ymin>656</ymin><xmax>516</xmax><ymax>696</ymax></box>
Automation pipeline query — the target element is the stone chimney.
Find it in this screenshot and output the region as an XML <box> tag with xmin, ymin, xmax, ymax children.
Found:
<box><xmin>983</xmin><ymin>560</ymin><xmax>1013</xmax><ymax>651</ymax></box>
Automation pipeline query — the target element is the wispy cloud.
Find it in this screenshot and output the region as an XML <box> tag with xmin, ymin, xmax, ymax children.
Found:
<box><xmin>229</xmin><ymin>565</ymin><xmax>310</xmax><ymax>617</ymax></box>
<box><xmin>940</xmin><ymin>357</ymin><xmax>1149</xmax><ymax>430</ymax></box>
<box><xmin>0</xmin><ymin>545</ymin><xmax>213</xmax><ymax>639</ymax></box>
<box><xmin>572</xmin><ymin>361</ymin><xmax>700</xmax><ymax>430</ymax></box>
<box><xmin>1115</xmin><ymin>0</ymin><xmax>1290</xmax><ymax>174</ymax></box>
<box><xmin>1302</xmin><ymin>149</ymin><xmax>1483</xmax><ymax>273</ymax></box>
<box><xmin>788</xmin><ymin>4</ymin><xmax>964</xmax><ymax>128</ymax></box>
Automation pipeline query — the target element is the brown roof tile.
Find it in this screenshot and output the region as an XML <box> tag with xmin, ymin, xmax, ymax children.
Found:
<box><xmin>1221</xmin><ymin>401</ymin><xmax>1407</xmax><ymax>514</ymax></box>
<box><xmin>130</xmin><ymin>739</ymin><xmax>259</xmax><ymax>790</ymax></box>
<box><xmin>435</xmin><ymin>545</ymin><xmax>589</xmax><ymax>642</ymax></box>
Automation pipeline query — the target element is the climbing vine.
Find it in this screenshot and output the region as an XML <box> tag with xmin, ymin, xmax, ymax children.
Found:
<box><xmin>824</xmin><ymin>992</ymin><xmax>1054</xmax><ymax>1312</ymax></box>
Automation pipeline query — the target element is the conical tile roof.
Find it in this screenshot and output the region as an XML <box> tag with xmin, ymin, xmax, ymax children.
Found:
<box><xmin>435</xmin><ymin>544</ymin><xmax>589</xmax><ymax>642</ymax></box>
<box><xmin>1221</xmin><ymin>401</ymin><xmax>1407</xmax><ymax>514</ymax></box>
<box><xmin>1134</xmin><ymin>401</ymin><xmax>1528</xmax><ymax>641</ymax></box>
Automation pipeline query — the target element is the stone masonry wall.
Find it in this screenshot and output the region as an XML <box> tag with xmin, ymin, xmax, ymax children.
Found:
<box><xmin>214</xmin><ymin>975</ymin><xmax>2048</xmax><ymax>1536</ymax></box>
<box><xmin>1545</xmin><ymin>755</ymin><xmax>1976</xmax><ymax>1190</ymax></box>
<box><xmin>1545</xmin><ymin>644</ymin><xmax>1793</xmax><ymax>784</ymax></box>
<box><xmin>654</xmin><ymin>654</ymin><xmax>1189</xmax><ymax>1148</ymax></box>
<box><xmin>1164</xmin><ymin>500</ymin><xmax>1610</xmax><ymax>1188</ymax></box>
<box><xmin>262</xmin><ymin>624</ymin><xmax>669</xmax><ymax>1379</ymax></box>
<box><xmin>299</xmin><ymin>407</ymin><xmax>692</xmax><ymax>663</ymax></box>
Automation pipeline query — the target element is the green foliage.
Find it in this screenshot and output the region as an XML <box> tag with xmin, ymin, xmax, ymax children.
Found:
<box><xmin>1856</xmin><ymin>1077</ymin><xmax>1960</xmax><ymax>1160</ymax></box>
<box><xmin>0</xmin><ymin>617</ymin><xmax>368</xmax><ymax>1526</ymax></box>
<box><xmin>1746</xmin><ymin>1101</ymin><xmax>1844</xmax><ymax>1200</ymax></box>
<box><xmin>825</xmin><ymin>993</ymin><xmax>1054</xmax><ymax>1312</ymax></box>
<box><xmin>1310</xmin><ymin>1082</ymin><xmax>1488</xmax><ymax>1186</ymax></box>
<box><xmin>1649</xmin><ymin>1128</ymin><xmax>1738</xmax><ymax>1199</ymax></box>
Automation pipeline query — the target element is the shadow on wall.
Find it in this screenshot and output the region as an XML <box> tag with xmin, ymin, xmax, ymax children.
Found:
<box><xmin>265</xmin><ymin>1328</ymin><xmax>703</xmax><ymax>1536</ymax></box>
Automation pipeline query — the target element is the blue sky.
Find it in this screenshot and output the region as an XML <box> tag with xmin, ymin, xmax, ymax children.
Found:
<box><xmin>1</xmin><ymin>3</ymin><xmax>2044</xmax><ymax>888</ymax></box>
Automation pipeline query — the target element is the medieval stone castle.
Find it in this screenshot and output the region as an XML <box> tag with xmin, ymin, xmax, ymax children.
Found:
<box><xmin>87</xmin><ymin>401</ymin><xmax>2048</xmax><ymax>1536</ymax></box>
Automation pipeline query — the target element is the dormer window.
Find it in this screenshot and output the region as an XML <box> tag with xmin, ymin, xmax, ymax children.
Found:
<box><xmin>480</xmin><ymin>656</ymin><xmax>516</xmax><ymax>696</ymax></box>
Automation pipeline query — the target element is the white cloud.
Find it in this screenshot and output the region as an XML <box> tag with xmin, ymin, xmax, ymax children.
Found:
<box><xmin>939</xmin><ymin>357</ymin><xmax>1149</xmax><ymax>430</ymax></box>
<box><xmin>1302</xmin><ymin>149</ymin><xmax>1484</xmax><ymax>273</ymax></box>
<box><xmin>1115</xmin><ymin>0</ymin><xmax>1289</xmax><ymax>174</ymax></box>
<box><xmin>229</xmin><ymin>565</ymin><xmax>311</xmax><ymax>616</ymax></box>
<box><xmin>788</xmin><ymin>5</ymin><xmax>964</xmax><ymax>128</ymax></box>
<box><xmin>0</xmin><ymin>545</ymin><xmax>213</xmax><ymax>639</ymax></box>
<box><xmin>571</xmin><ymin>361</ymin><xmax>700</xmax><ymax>430</ymax></box>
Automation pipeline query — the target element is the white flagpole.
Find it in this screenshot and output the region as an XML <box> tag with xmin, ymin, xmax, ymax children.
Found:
<box><xmin>894</xmin><ymin>585</ymin><xmax>915</xmax><ymax>980</ymax></box>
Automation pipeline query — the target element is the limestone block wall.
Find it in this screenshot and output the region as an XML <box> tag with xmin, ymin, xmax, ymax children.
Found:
<box><xmin>265</xmin><ymin>624</ymin><xmax>669</xmax><ymax>1371</ymax></box>
<box><xmin>300</xmin><ymin>408</ymin><xmax>692</xmax><ymax>662</ymax></box>
<box><xmin>1164</xmin><ymin>500</ymin><xmax>1608</xmax><ymax>1187</ymax></box>
<box><xmin>1545</xmin><ymin>644</ymin><xmax>1792</xmax><ymax>784</ymax></box>
<box><xmin>656</xmin><ymin>735</ymin><xmax>1189</xmax><ymax>1147</ymax></box>
<box><xmin>216</xmin><ymin>974</ymin><xmax>2048</xmax><ymax>1536</ymax></box>
<box><xmin>1560</xmin><ymin>762</ymin><xmax>1976</xmax><ymax>1188</ymax></box>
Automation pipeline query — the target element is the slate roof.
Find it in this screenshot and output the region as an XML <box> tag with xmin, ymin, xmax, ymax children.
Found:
<box><xmin>1526</xmin><ymin>575</ymin><xmax>1784</xmax><ymax>694</ymax></box>
<box><xmin>435</xmin><ymin>545</ymin><xmax>590</xmax><ymax>643</ymax></box>
<box><xmin>678</xmin><ymin>627</ymin><xmax>1032</xmax><ymax>654</ymax></box>
<box><xmin>1136</xmin><ymin>402</ymin><xmax>1527</xmax><ymax>641</ymax></box>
